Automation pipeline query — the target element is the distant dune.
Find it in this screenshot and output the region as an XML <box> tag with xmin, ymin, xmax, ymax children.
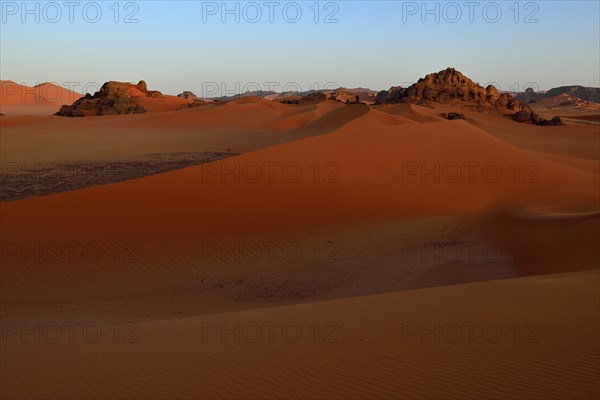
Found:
<box><xmin>0</xmin><ymin>80</ymin><xmax>83</xmax><ymax>115</ymax></box>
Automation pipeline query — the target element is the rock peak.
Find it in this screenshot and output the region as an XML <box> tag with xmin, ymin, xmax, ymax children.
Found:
<box><xmin>419</xmin><ymin>67</ymin><xmax>474</xmax><ymax>86</ymax></box>
<box><xmin>376</xmin><ymin>67</ymin><xmax>529</xmax><ymax>112</ymax></box>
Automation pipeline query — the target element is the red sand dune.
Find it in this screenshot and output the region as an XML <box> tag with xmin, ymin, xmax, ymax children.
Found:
<box><xmin>1</xmin><ymin>96</ymin><xmax>598</xmax><ymax>399</ymax></box>
<box><xmin>2</xmin><ymin>104</ymin><xmax>597</xmax><ymax>240</ymax></box>
<box><xmin>1</xmin><ymin>270</ymin><xmax>598</xmax><ymax>399</ymax></box>
<box><xmin>0</xmin><ymin>80</ymin><xmax>83</xmax><ymax>115</ymax></box>
<box><xmin>1</xmin><ymin>103</ymin><xmax>598</xmax><ymax>300</ymax></box>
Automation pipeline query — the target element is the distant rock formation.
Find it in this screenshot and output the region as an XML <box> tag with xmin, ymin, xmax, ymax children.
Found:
<box><xmin>374</xmin><ymin>86</ymin><xmax>405</xmax><ymax>104</ymax></box>
<box><xmin>178</xmin><ymin>91</ymin><xmax>202</xmax><ymax>101</ymax></box>
<box><xmin>56</xmin><ymin>80</ymin><xmax>163</xmax><ymax>117</ymax></box>
<box><xmin>546</xmin><ymin>86</ymin><xmax>599</xmax><ymax>103</ymax></box>
<box><xmin>282</xmin><ymin>91</ymin><xmax>326</xmax><ymax>104</ymax></box>
<box><xmin>329</xmin><ymin>88</ymin><xmax>378</xmax><ymax>104</ymax></box>
<box><xmin>515</xmin><ymin>85</ymin><xmax>600</xmax><ymax>105</ymax></box>
<box><xmin>375</xmin><ymin>68</ymin><xmax>530</xmax><ymax>112</ymax></box>
<box><xmin>302</xmin><ymin>92</ymin><xmax>327</xmax><ymax>103</ymax></box>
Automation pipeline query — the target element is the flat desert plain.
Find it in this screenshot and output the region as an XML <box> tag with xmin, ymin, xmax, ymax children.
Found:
<box><xmin>1</xmin><ymin>84</ymin><xmax>599</xmax><ymax>399</ymax></box>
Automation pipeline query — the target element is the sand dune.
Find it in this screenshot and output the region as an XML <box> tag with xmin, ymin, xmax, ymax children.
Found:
<box><xmin>480</xmin><ymin>208</ymin><xmax>600</xmax><ymax>275</ymax></box>
<box><xmin>2</xmin><ymin>270</ymin><xmax>598</xmax><ymax>399</ymax></box>
<box><xmin>1</xmin><ymin>96</ymin><xmax>598</xmax><ymax>399</ymax></box>
<box><xmin>0</xmin><ymin>80</ymin><xmax>83</xmax><ymax>115</ymax></box>
<box><xmin>1</xmin><ymin>101</ymin><xmax>598</xmax><ymax>310</ymax></box>
<box><xmin>3</xmin><ymin>107</ymin><xmax>598</xmax><ymax>239</ymax></box>
<box><xmin>0</xmin><ymin>100</ymin><xmax>354</xmax><ymax>165</ymax></box>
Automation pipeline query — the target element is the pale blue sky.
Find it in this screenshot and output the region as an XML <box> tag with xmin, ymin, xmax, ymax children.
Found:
<box><xmin>1</xmin><ymin>1</ymin><xmax>599</xmax><ymax>96</ymax></box>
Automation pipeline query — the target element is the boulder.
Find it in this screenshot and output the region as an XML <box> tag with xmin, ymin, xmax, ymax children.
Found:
<box><xmin>539</xmin><ymin>116</ymin><xmax>565</xmax><ymax>126</ymax></box>
<box><xmin>512</xmin><ymin>111</ymin><xmax>532</xmax><ymax>122</ymax></box>
<box><xmin>147</xmin><ymin>90</ymin><xmax>163</xmax><ymax>98</ymax></box>
<box><xmin>446</xmin><ymin>112</ymin><xmax>466</xmax><ymax>120</ymax></box>
<box><xmin>179</xmin><ymin>101</ymin><xmax>206</xmax><ymax>110</ymax></box>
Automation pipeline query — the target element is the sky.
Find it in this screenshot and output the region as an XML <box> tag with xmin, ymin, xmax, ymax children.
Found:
<box><xmin>1</xmin><ymin>0</ymin><xmax>599</xmax><ymax>96</ymax></box>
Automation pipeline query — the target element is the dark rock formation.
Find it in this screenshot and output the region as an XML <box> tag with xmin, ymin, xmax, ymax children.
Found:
<box><xmin>343</xmin><ymin>95</ymin><xmax>364</xmax><ymax>105</ymax></box>
<box><xmin>178</xmin><ymin>101</ymin><xmax>206</xmax><ymax>110</ymax></box>
<box><xmin>512</xmin><ymin>111</ymin><xmax>564</xmax><ymax>126</ymax></box>
<box><xmin>56</xmin><ymin>80</ymin><xmax>162</xmax><ymax>117</ymax></box>
<box><xmin>513</xmin><ymin>111</ymin><xmax>533</xmax><ymax>122</ymax></box>
<box><xmin>301</xmin><ymin>91</ymin><xmax>327</xmax><ymax>103</ymax></box>
<box><xmin>538</xmin><ymin>116</ymin><xmax>564</xmax><ymax>126</ymax></box>
<box><xmin>444</xmin><ymin>112</ymin><xmax>466</xmax><ymax>120</ymax></box>
<box><xmin>374</xmin><ymin>86</ymin><xmax>405</xmax><ymax>104</ymax></box>
<box><xmin>375</xmin><ymin>68</ymin><xmax>531</xmax><ymax>113</ymax></box>
<box><xmin>283</xmin><ymin>92</ymin><xmax>326</xmax><ymax>104</ymax></box>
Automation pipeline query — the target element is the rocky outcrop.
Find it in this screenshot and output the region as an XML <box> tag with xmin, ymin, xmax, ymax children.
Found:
<box><xmin>344</xmin><ymin>95</ymin><xmax>363</xmax><ymax>105</ymax></box>
<box><xmin>282</xmin><ymin>91</ymin><xmax>326</xmax><ymax>104</ymax></box>
<box><xmin>301</xmin><ymin>91</ymin><xmax>327</xmax><ymax>103</ymax></box>
<box><xmin>178</xmin><ymin>101</ymin><xmax>206</xmax><ymax>110</ymax></box>
<box><xmin>375</xmin><ymin>68</ymin><xmax>531</xmax><ymax>112</ymax></box>
<box><xmin>442</xmin><ymin>112</ymin><xmax>466</xmax><ymax>120</ymax></box>
<box><xmin>543</xmin><ymin>117</ymin><xmax>564</xmax><ymax>126</ymax></box>
<box><xmin>56</xmin><ymin>96</ymin><xmax>145</xmax><ymax>117</ymax></box>
<box><xmin>136</xmin><ymin>80</ymin><xmax>148</xmax><ymax>93</ymax></box>
<box><xmin>178</xmin><ymin>91</ymin><xmax>201</xmax><ymax>100</ymax></box>
<box><xmin>147</xmin><ymin>90</ymin><xmax>164</xmax><ymax>98</ymax></box>
<box><xmin>56</xmin><ymin>80</ymin><xmax>161</xmax><ymax>117</ymax></box>
<box><xmin>512</xmin><ymin>111</ymin><xmax>564</xmax><ymax>126</ymax></box>
<box><xmin>374</xmin><ymin>86</ymin><xmax>405</xmax><ymax>104</ymax></box>
<box><xmin>98</xmin><ymin>80</ymin><xmax>147</xmax><ymax>98</ymax></box>
<box><xmin>513</xmin><ymin>111</ymin><xmax>532</xmax><ymax>122</ymax></box>
<box><xmin>329</xmin><ymin>88</ymin><xmax>378</xmax><ymax>104</ymax></box>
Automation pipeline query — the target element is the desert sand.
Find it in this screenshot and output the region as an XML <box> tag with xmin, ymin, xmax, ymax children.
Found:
<box><xmin>2</xmin><ymin>270</ymin><xmax>598</xmax><ymax>399</ymax></box>
<box><xmin>1</xmin><ymin>82</ymin><xmax>599</xmax><ymax>399</ymax></box>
